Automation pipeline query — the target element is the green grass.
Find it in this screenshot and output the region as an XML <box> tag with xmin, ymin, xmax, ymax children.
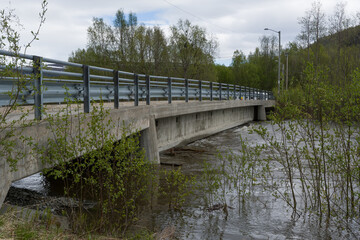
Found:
<box><xmin>14</xmin><ymin>223</ymin><xmax>39</xmax><ymax>240</ymax></box>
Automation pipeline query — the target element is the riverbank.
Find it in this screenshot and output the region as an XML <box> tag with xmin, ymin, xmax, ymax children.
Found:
<box><xmin>2</xmin><ymin>179</ymin><xmax>177</xmax><ymax>239</ymax></box>
<box><xmin>0</xmin><ymin>202</ymin><xmax>74</xmax><ymax>239</ymax></box>
<box><xmin>0</xmin><ymin>200</ymin><xmax>176</xmax><ymax>240</ymax></box>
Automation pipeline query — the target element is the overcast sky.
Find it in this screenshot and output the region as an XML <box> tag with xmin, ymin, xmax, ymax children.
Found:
<box><xmin>3</xmin><ymin>0</ymin><xmax>360</xmax><ymax>66</ymax></box>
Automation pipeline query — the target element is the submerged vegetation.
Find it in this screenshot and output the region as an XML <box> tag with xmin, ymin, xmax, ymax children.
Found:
<box><xmin>198</xmin><ymin>64</ymin><xmax>360</xmax><ymax>238</ymax></box>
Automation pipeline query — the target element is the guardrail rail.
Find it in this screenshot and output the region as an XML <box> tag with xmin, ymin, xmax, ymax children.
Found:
<box><xmin>0</xmin><ymin>49</ymin><xmax>274</xmax><ymax>120</ymax></box>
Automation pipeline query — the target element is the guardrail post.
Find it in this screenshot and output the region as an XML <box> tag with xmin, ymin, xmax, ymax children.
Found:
<box><xmin>227</xmin><ymin>84</ymin><xmax>230</xmax><ymax>100</ymax></box>
<box><xmin>113</xmin><ymin>70</ymin><xmax>119</xmax><ymax>109</ymax></box>
<box><xmin>185</xmin><ymin>79</ymin><xmax>189</xmax><ymax>102</ymax></box>
<box><xmin>233</xmin><ymin>85</ymin><xmax>236</xmax><ymax>100</ymax></box>
<box><xmin>134</xmin><ymin>74</ymin><xmax>139</xmax><ymax>106</ymax></box>
<box><xmin>253</xmin><ymin>88</ymin><xmax>255</xmax><ymax>100</ymax></box>
<box><xmin>210</xmin><ymin>82</ymin><xmax>213</xmax><ymax>101</ymax></box>
<box><xmin>167</xmin><ymin>77</ymin><xmax>172</xmax><ymax>104</ymax></box>
<box><xmin>219</xmin><ymin>83</ymin><xmax>222</xmax><ymax>101</ymax></box>
<box><xmin>199</xmin><ymin>80</ymin><xmax>202</xmax><ymax>101</ymax></box>
<box><xmin>83</xmin><ymin>65</ymin><xmax>90</xmax><ymax>113</ymax></box>
<box><xmin>248</xmin><ymin>87</ymin><xmax>251</xmax><ymax>100</ymax></box>
<box><xmin>33</xmin><ymin>56</ymin><xmax>43</xmax><ymax>120</ymax></box>
<box><xmin>146</xmin><ymin>75</ymin><xmax>150</xmax><ymax>105</ymax></box>
<box><xmin>239</xmin><ymin>86</ymin><xmax>242</xmax><ymax>100</ymax></box>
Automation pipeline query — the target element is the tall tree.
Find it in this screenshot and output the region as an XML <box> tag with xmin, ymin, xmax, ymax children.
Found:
<box><xmin>70</xmin><ymin>11</ymin><xmax>218</xmax><ymax>82</ymax></box>
<box><xmin>150</xmin><ymin>27</ymin><xmax>170</xmax><ymax>75</ymax></box>
<box><xmin>231</xmin><ymin>50</ymin><xmax>247</xmax><ymax>85</ymax></box>
<box><xmin>328</xmin><ymin>2</ymin><xmax>352</xmax><ymax>83</ymax></box>
<box><xmin>169</xmin><ymin>19</ymin><xmax>218</xmax><ymax>80</ymax></box>
<box><xmin>298</xmin><ymin>9</ymin><xmax>312</xmax><ymax>60</ymax></box>
<box><xmin>87</xmin><ymin>17</ymin><xmax>114</xmax><ymax>67</ymax></box>
<box><xmin>113</xmin><ymin>9</ymin><xmax>128</xmax><ymax>69</ymax></box>
<box><xmin>309</xmin><ymin>1</ymin><xmax>327</xmax><ymax>66</ymax></box>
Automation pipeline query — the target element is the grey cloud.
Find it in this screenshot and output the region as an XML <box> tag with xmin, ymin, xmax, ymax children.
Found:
<box><xmin>5</xmin><ymin>0</ymin><xmax>359</xmax><ymax>64</ymax></box>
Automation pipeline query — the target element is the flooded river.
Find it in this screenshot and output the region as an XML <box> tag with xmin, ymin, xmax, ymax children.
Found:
<box><xmin>10</xmin><ymin>121</ymin><xmax>359</xmax><ymax>239</ymax></box>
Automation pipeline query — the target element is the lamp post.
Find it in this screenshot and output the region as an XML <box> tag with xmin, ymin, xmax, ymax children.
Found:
<box><xmin>285</xmin><ymin>52</ymin><xmax>288</xmax><ymax>90</ymax></box>
<box><xmin>264</xmin><ymin>28</ymin><xmax>281</xmax><ymax>95</ymax></box>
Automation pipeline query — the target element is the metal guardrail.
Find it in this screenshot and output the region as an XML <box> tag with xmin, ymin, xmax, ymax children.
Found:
<box><xmin>0</xmin><ymin>49</ymin><xmax>274</xmax><ymax>120</ymax></box>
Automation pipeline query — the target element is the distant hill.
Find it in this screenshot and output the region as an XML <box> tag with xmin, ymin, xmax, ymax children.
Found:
<box><xmin>319</xmin><ymin>25</ymin><xmax>360</xmax><ymax>48</ymax></box>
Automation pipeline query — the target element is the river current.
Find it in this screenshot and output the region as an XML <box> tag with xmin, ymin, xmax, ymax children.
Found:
<box><xmin>10</xmin><ymin>121</ymin><xmax>359</xmax><ymax>239</ymax></box>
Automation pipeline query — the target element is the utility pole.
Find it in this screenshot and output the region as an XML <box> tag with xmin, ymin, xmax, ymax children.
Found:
<box><xmin>285</xmin><ymin>52</ymin><xmax>289</xmax><ymax>90</ymax></box>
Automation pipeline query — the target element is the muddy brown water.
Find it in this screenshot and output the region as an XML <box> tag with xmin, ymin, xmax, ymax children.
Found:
<box><xmin>8</xmin><ymin>122</ymin><xmax>359</xmax><ymax>239</ymax></box>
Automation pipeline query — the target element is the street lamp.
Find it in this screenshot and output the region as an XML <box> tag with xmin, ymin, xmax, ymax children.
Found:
<box><xmin>285</xmin><ymin>52</ymin><xmax>288</xmax><ymax>90</ymax></box>
<box><xmin>264</xmin><ymin>28</ymin><xmax>281</xmax><ymax>95</ymax></box>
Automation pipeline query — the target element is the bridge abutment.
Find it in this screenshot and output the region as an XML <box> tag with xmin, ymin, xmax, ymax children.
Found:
<box><xmin>0</xmin><ymin>161</ymin><xmax>11</xmax><ymax>209</ymax></box>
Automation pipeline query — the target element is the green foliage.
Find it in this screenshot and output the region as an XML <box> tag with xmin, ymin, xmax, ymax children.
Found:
<box><xmin>0</xmin><ymin>2</ymin><xmax>47</xmax><ymax>172</ymax></box>
<box><xmin>160</xmin><ymin>167</ymin><xmax>195</xmax><ymax>210</ymax></box>
<box><xmin>226</xmin><ymin>140</ymin><xmax>262</xmax><ymax>201</ymax></box>
<box><xmin>37</xmin><ymin>97</ymin><xmax>152</xmax><ymax>236</ymax></box>
<box><xmin>69</xmin><ymin>10</ymin><xmax>218</xmax><ymax>82</ymax></box>
<box><xmin>201</xmin><ymin>161</ymin><xmax>221</xmax><ymax>207</ymax></box>
<box><xmin>0</xmin><ymin>207</ymin><xmax>78</xmax><ymax>239</ymax></box>
<box><xmin>126</xmin><ymin>229</ymin><xmax>155</xmax><ymax>240</ymax></box>
<box><xmin>252</xmin><ymin>65</ymin><xmax>360</xmax><ymax>225</ymax></box>
<box><xmin>14</xmin><ymin>223</ymin><xmax>39</xmax><ymax>240</ymax></box>
<box><xmin>200</xmin><ymin>139</ymin><xmax>265</xmax><ymax>215</ymax></box>
<box><xmin>169</xmin><ymin>19</ymin><xmax>218</xmax><ymax>81</ymax></box>
<box><xmin>224</xmin><ymin>36</ymin><xmax>278</xmax><ymax>90</ymax></box>
<box><xmin>224</xmin><ymin>3</ymin><xmax>360</xmax><ymax>91</ymax></box>
<box><xmin>215</xmin><ymin>64</ymin><xmax>234</xmax><ymax>84</ymax></box>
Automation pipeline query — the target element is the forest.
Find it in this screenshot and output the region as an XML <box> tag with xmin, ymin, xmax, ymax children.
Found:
<box><xmin>69</xmin><ymin>2</ymin><xmax>360</xmax><ymax>92</ymax></box>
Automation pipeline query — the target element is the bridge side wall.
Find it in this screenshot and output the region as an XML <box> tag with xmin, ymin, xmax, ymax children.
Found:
<box><xmin>0</xmin><ymin>100</ymin><xmax>274</xmax><ymax>209</ymax></box>
<box><xmin>156</xmin><ymin>106</ymin><xmax>254</xmax><ymax>152</ymax></box>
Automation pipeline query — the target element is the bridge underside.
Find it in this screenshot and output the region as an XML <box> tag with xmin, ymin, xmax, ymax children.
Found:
<box><xmin>155</xmin><ymin>107</ymin><xmax>254</xmax><ymax>152</ymax></box>
<box><xmin>0</xmin><ymin>100</ymin><xmax>275</xmax><ymax>208</ymax></box>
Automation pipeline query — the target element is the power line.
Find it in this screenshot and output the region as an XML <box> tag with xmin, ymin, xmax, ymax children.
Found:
<box><xmin>162</xmin><ymin>0</ymin><xmax>235</xmax><ymax>33</ymax></box>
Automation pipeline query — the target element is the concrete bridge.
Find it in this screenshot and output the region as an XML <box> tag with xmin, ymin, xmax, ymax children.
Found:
<box><xmin>0</xmin><ymin>49</ymin><xmax>275</xmax><ymax>208</ymax></box>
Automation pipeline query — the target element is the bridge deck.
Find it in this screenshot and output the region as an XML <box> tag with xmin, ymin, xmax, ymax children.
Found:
<box><xmin>3</xmin><ymin>99</ymin><xmax>274</xmax><ymax>121</ymax></box>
